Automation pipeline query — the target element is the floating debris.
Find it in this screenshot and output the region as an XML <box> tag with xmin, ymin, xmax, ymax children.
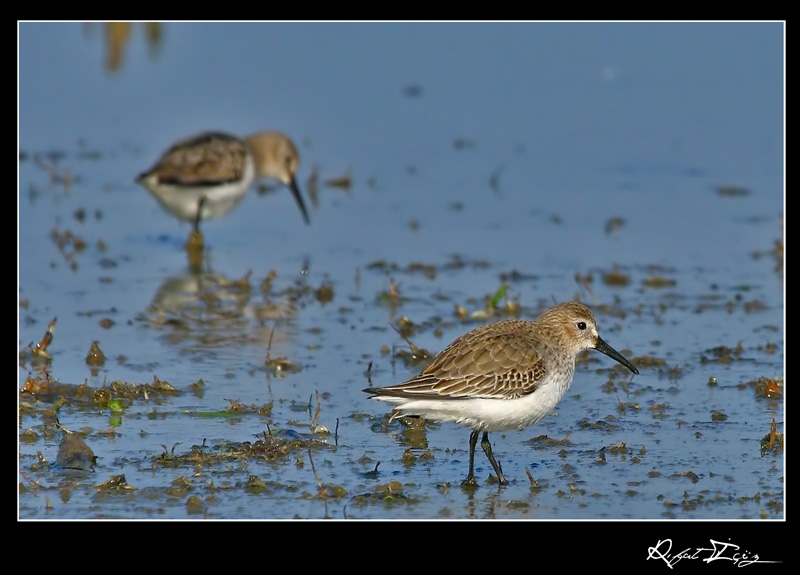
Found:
<box><xmin>760</xmin><ymin>419</ymin><xmax>784</xmax><ymax>455</ymax></box>
<box><xmin>603</xmin><ymin>268</ymin><xmax>630</xmax><ymax>286</ymax></box>
<box><xmin>56</xmin><ymin>428</ymin><xmax>97</xmax><ymax>471</ymax></box>
<box><xmin>324</xmin><ymin>171</ymin><xmax>352</xmax><ymax>190</ymax></box>
<box><xmin>20</xmin><ymin>317</ymin><xmax>57</xmax><ymax>362</ymax></box>
<box><xmin>716</xmin><ymin>185</ymin><xmax>750</xmax><ymax>197</ymax></box>
<box><xmin>604</xmin><ymin>217</ymin><xmax>626</xmax><ymax>235</ymax></box>
<box><xmin>643</xmin><ymin>276</ymin><xmax>677</xmax><ymax>288</ymax></box>
<box><xmin>85</xmin><ymin>340</ymin><xmax>106</xmax><ymax>366</ymax></box>
<box><xmin>95</xmin><ymin>474</ymin><xmax>134</xmax><ymax>491</ymax></box>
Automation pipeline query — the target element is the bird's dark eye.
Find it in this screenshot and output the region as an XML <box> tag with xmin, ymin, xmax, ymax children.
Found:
<box><xmin>577</xmin><ymin>321</ymin><xmax>587</xmax><ymax>330</ymax></box>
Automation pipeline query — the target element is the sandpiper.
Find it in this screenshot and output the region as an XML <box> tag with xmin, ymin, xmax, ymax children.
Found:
<box><xmin>364</xmin><ymin>301</ymin><xmax>639</xmax><ymax>487</ymax></box>
<box><xmin>136</xmin><ymin>130</ymin><xmax>310</xmax><ymax>238</ymax></box>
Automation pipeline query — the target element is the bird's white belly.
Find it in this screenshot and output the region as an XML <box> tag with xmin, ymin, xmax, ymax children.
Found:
<box><xmin>376</xmin><ymin>379</ymin><xmax>572</xmax><ymax>432</ymax></box>
<box><xmin>145</xmin><ymin>157</ymin><xmax>256</xmax><ymax>222</ymax></box>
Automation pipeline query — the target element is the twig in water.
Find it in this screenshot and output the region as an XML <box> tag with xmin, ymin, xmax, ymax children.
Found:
<box><xmin>311</xmin><ymin>390</ymin><xmax>322</xmax><ymax>431</ymax></box>
<box><xmin>307</xmin><ymin>447</ymin><xmax>322</xmax><ymax>489</ymax></box>
<box><xmin>525</xmin><ymin>467</ymin><xmax>539</xmax><ymax>488</ymax></box>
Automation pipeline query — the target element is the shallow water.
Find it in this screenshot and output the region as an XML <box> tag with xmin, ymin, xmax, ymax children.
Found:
<box><xmin>19</xmin><ymin>22</ymin><xmax>783</xmax><ymax>523</ymax></box>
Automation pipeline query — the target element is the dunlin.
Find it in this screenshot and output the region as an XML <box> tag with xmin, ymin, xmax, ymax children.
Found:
<box><xmin>364</xmin><ymin>301</ymin><xmax>639</xmax><ymax>487</ymax></box>
<box><xmin>136</xmin><ymin>130</ymin><xmax>310</xmax><ymax>238</ymax></box>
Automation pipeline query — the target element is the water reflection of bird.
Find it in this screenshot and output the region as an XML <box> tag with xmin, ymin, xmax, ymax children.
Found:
<box><xmin>145</xmin><ymin>269</ymin><xmax>299</xmax><ymax>351</ymax></box>
<box><xmin>136</xmin><ymin>130</ymin><xmax>310</xmax><ymax>246</ymax></box>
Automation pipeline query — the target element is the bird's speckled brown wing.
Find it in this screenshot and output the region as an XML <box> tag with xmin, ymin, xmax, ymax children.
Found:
<box><xmin>375</xmin><ymin>320</ymin><xmax>549</xmax><ymax>400</ymax></box>
<box><xmin>142</xmin><ymin>132</ymin><xmax>248</xmax><ymax>186</ymax></box>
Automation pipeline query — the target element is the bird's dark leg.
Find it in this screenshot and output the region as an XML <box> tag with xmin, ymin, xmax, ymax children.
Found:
<box><xmin>480</xmin><ymin>432</ymin><xmax>507</xmax><ymax>485</ymax></box>
<box><xmin>193</xmin><ymin>197</ymin><xmax>206</xmax><ymax>235</ymax></box>
<box><xmin>461</xmin><ymin>430</ymin><xmax>480</xmax><ymax>487</ymax></box>
<box><xmin>186</xmin><ymin>197</ymin><xmax>206</xmax><ymax>254</ymax></box>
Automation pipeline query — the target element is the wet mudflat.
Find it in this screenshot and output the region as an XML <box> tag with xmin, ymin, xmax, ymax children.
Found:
<box><xmin>19</xmin><ymin>23</ymin><xmax>783</xmax><ymax>522</ymax></box>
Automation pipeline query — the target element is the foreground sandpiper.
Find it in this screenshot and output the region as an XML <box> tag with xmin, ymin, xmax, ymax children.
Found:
<box><xmin>136</xmin><ymin>130</ymin><xmax>310</xmax><ymax>241</ymax></box>
<box><xmin>364</xmin><ymin>301</ymin><xmax>639</xmax><ymax>487</ymax></box>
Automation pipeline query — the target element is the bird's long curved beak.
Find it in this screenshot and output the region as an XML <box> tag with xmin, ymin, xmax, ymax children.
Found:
<box><xmin>288</xmin><ymin>176</ymin><xmax>311</xmax><ymax>225</ymax></box>
<box><xmin>595</xmin><ymin>337</ymin><xmax>639</xmax><ymax>374</ymax></box>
